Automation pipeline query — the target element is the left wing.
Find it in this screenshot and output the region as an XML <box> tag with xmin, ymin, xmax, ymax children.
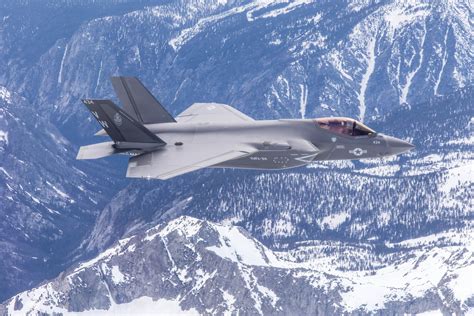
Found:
<box><xmin>176</xmin><ymin>103</ymin><xmax>254</xmax><ymax>124</ymax></box>
<box><xmin>127</xmin><ymin>143</ymin><xmax>257</xmax><ymax>180</ymax></box>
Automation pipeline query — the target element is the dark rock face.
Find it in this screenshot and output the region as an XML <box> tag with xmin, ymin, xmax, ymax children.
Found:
<box><xmin>0</xmin><ymin>87</ymin><xmax>124</xmax><ymax>300</ymax></box>
<box><xmin>1</xmin><ymin>217</ymin><xmax>472</xmax><ymax>315</ymax></box>
<box><xmin>0</xmin><ymin>0</ymin><xmax>472</xmax><ymax>310</ymax></box>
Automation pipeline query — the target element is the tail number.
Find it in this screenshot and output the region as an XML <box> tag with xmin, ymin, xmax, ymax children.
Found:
<box><xmin>99</xmin><ymin>120</ymin><xmax>109</xmax><ymax>129</ymax></box>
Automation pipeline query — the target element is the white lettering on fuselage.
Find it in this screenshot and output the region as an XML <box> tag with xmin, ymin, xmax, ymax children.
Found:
<box><xmin>273</xmin><ymin>157</ymin><xmax>290</xmax><ymax>164</ymax></box>
<box><xmin>250</xmin><ymin>157</ymin><xmax>268</xmax><ymax>161</ymax></box>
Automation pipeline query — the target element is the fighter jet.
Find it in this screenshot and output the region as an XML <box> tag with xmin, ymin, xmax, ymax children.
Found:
<box><xmin>77</xmin><ymin>77</ymin><xmax>414</xmax><ymax>180</ymax></box>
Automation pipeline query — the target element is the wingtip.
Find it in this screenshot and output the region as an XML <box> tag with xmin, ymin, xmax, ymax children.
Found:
<box><xmin>76</xmin><ymin>148</ymin><xmax>86</xmax><ymax>160</ymax></box>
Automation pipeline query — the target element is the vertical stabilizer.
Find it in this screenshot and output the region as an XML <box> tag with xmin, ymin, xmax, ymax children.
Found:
<box><xmin>110</xmin><ymin>76</ymin><xmax>176</xmax><ymax>124</ymax></box>
<box><xmin>82</xmin><ymin>99</ymin><xmax>166</xmax><ymax>146</ymax></box>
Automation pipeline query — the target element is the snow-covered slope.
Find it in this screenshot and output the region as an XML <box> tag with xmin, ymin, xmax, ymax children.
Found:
<box><xmin>3</xmin><ymin>0</ymin><xmax>471</xmax><ymax>129</ymax></box>
<box><xmin>1</xmin><ymin>216</ymin><xmax>472</xmax><ymax>315</ymax></box>
<box><xmin>0</xmin><ymin>0</ymin><xmax>473</xmax><ymax>306</ymax></box>
<box><xmin>0</xmin><ymin>85</ymin><xmax>127</xmax><ymax>300</ymax></box>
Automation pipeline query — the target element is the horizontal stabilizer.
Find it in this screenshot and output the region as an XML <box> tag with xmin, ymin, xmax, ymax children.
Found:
<box><xmin>95</xmin><ymin>129</ymin><xmax>106</xmax><ymax>136</ymax></box>
<box><xmin>77</xmin><ymin>141</ymin><xmax>118</xmax><ymax>160</ymax></box>
<box><xmin>111</xmin><ymin>76</ymin><xmax>176</xmax><ymax>124</ymax></box>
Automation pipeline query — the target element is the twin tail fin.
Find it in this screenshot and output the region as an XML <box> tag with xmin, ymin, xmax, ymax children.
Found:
<box><xmin>78</xmin><ymin>99</ymin><xmax>166</xmax><ymax>160</ymax></box>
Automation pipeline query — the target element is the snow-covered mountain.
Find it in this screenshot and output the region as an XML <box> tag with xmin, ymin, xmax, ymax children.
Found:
<box><xmin>0</xmin><ymin>0</ymin><xmax>472</xmax><ymax>312</ymax></box>
<box><xmin>1</xmin><ymin>216</ymin><xmax>472</xmax><ymax>315</ymax></box>
<box><xmin>0</xmin><ymin>85</ymin><xmax>127</xmax><ymax>300</ymax></box>
<box><xmin>3</xmin><ymin>0</ymin><xmax>472</xmax><ymax>128</ymax></box>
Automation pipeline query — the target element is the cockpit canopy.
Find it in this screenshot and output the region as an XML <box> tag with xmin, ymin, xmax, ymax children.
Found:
<box><xmin>315</xmin><ymin>117</ymin><xmax>376</xmax><ymax>136</ymax></box>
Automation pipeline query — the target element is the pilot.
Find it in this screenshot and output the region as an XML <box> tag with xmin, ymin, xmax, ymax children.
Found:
<box><xmin>331</xmin><ymin>121</ymin><xmax>345</xmax><ymax>135</ymax></box>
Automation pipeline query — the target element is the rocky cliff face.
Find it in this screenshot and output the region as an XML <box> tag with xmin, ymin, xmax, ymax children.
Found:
<box><xmin>0</xmin><ymin>0</ymin><xmax>472</xmax><ymax>311</ymax></box>
<box><xmin>3</xmin><ymin>0</ymin><xmax>472</xmax><ymax>131</ymax></box>
<box><xmin>1</xmin><ymin>216</ymin><xmax>472</xmax><ymax>315</ymax></box>
<box><xmin>0</xmin><ymin>85</ymin><xmax>125</xmax><ymax>299</ymax></box>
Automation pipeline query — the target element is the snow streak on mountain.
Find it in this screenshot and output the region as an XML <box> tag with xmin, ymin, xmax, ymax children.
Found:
<box><xmin>2</xmin><ymin>217</ymin><xmax>473</xmax><ymax>315</ymax></box>
<box><xmin>0</xmin><ymin>0</ymin><xmax>473</xmax><ymax>314</ymax></box>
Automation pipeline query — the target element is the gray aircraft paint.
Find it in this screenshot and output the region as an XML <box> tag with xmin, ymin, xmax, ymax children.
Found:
<box><xmin>142</xmin><ymin>118</ymin><xmax>409</xmax><ymax>169</ymax></box>
<box><xmin>78</xmin><ymin>78</ymin><xmax>414</xmax><ymax>180</ymax></box>
<box><xmin>110</xmin><ymin>77</ymin><xmax>176</xmax><ymax>124</ymax></box>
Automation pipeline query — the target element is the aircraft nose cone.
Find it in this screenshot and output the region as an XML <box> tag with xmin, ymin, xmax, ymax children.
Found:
<box><xmin>384</xmin><ymin>136</ymin><xmax>415</xmax><ymax>155</ymax></box>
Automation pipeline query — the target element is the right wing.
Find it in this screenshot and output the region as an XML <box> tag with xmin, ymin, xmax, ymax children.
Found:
<box><xmin>176</xmin><ymin>103</ymin><xmax>254</xmax><ymax>124</ymax></box>
<box><xmin>127</xmin><ymin>143</ymin><xmax>257</xmax><ymax>180</ymax></box>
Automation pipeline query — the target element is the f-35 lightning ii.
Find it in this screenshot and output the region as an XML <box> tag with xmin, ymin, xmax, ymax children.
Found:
<box><xmin>77</xmin><ymin>77</ymin><xmax>414</xmax><ymax>180</ymax></box>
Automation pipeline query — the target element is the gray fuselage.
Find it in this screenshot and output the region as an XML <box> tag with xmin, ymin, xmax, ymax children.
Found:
<box><xmin>141</xmin><ymin>119</ymin><xmax>413</xmax><ymax>170</ymax></box>
<box><xmin>80</xmin><ymin>81</ymin><xmax>414</xmax><ymax>179</ymax></box>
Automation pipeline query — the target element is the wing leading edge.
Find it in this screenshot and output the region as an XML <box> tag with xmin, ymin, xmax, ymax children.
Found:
<box><xmin>176</xmin><ymin>103</ymin><xmax>254</xmax><ymax>123</ymax></box>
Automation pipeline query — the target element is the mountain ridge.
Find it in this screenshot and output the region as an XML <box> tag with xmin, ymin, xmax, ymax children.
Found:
<box><xmin>0</xmin><ymin>0</ymin><xmax>472</xmax><ymax>307</ymax></box>
<box><xmin>1</xmin><ymin>216</ymin><xmax>472</xmax><ymax>315</ymax></box>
